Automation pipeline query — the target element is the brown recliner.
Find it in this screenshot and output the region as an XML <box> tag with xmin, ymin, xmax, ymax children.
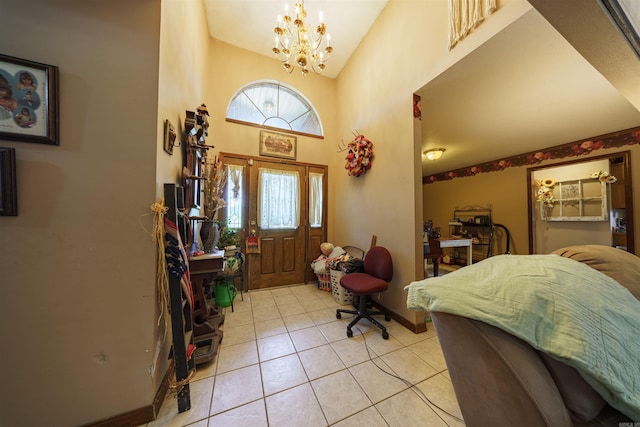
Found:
<box><xmin>432</xmin><ymin>245</ymin><xmax>639</xmax><ymax>426</ymax></box>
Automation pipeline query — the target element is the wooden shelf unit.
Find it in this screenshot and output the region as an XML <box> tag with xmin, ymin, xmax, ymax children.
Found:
<box><xmin>449</xmin><ymin>208</ymin><xmax>493</xmax><ymax>263</ymax></box>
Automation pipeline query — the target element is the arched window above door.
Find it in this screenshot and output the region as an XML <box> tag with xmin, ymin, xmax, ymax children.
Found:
<box><xmin>226</xmin><ymin>80</ymin><xmax>324</xmax><ymax>138</ymax></box>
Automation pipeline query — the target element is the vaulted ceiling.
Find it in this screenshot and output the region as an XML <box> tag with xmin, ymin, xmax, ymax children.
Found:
<box><xmin>417</xmin><ymin>6</ymin><xmax>640</xmax><ymax>176</ymax></box>
<box><xmin>204</xmin><ymin>0</ymin><xmax>388</xmax><ymax>79</ymax></box>
<box><xmin>203</xmin><ymin>1</ymin><xmax>640</xmax><ymax>177</ymax></box>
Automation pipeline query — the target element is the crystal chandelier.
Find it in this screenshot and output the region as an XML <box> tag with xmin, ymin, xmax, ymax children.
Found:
<box><xmin>272</xmin><ymin>1</ymin><xmax>333</xmax><ymax>75</ymax></box>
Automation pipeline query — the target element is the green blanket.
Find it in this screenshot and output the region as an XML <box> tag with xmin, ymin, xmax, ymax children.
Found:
<box><xmin>405</xmin><ymin>254</ymin><xmax>640</xmax><ymax>421</ymax></box>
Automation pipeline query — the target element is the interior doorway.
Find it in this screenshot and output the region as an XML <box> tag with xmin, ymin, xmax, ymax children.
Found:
<box><xmin>527</xmin><ymin>151</ymin><xmax>634</xmax><ymax>254</ymax></box>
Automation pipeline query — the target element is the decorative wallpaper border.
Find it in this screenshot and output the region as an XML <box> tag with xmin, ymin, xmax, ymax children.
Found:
<box><xmin>423</xmin><ymin>126</ymin><xmax>640</xmax><ymax>184</ymax></box>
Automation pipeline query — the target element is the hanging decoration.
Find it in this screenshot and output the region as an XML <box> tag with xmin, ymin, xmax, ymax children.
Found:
<box><xmin>150</xmin><ymin>199</ymin><xmax>170</xmax><ymax>342</ymax></box>
<box><xmin>591</xmin><ymin>170</ymin><xmax>618</xmax><ymax>184</ymax></box>
<box><xmin>344</xmin><ymin>134</ymin><xmax>374</xmax><ymax>177</ymax></box>
<box><xmin>534</xmin><ymin>171</ymin><xmax>618</xmax><ymax>210</ymax></box>
<box><xmin>536</xmin><ymin>178</ymin><xmax>556</xmax><ymax>209</ymax></box>
<box><xmin>448</xmin><ymin>0</ymin><xmax>497</xmax><ymax>50</ymax></box>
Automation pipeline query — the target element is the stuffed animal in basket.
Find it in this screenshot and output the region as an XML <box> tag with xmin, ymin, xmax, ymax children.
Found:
<box><xmin>311</xmin><ymin>243</ymin><xmax>351</xmax><ymax>291</ymax></box>
<box><xmin>311</xmin><ymin>242</ymin><xmax>334</xmax><ymax>274</ymax></box>
<box><xmin>311</xmin><ymin>242</ymin><xmax>335</xmax><ymax>291</ymax></box>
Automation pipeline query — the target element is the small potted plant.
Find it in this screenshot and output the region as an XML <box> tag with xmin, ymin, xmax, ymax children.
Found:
<box><xmin>214</xmin><ymin>219</ymin><xmax>243</xmax><ymax>277</ymax></box>
<box><xmin>214</xmin><ymin>219</ymin><xmax>241</xmax><ymax>251</ymax></box>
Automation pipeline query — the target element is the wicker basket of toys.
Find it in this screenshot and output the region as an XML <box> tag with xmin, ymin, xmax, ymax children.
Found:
<box><xmin>317</xmin><ymin>272</ymin><xmax>331</xmax><ymax>291</ymax></box>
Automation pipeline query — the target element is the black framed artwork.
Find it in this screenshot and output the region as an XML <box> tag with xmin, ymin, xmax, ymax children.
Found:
<box><xmin>0</xmin><ymin>54</ymin><xmax>59</xmax><ymax>145</ymax></box>
<box><xmin>0</xmin><ymin>147</ymin><xmax>17</xmax><ymax>216</ymax></box>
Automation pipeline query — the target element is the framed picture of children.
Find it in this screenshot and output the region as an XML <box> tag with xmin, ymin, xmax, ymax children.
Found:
<box><xmin>0</xmin><ymin>54</ymin><xmax>59</xmax><ymax>146</ymax></box>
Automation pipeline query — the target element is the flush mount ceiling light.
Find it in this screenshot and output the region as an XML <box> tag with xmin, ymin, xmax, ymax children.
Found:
<box><xmin>272</xmin><ymin>0</ymin><xmax>333</xmax><ymax>75</ymax></box>
<box><xmin>424</xmin><ymin>148</ymin><xmax>446</xmax><ymax>160</ymax></box>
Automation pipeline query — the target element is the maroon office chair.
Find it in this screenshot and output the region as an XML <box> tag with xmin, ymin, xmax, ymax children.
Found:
<box><xmin>336</xmin><ymin>246</ymin><xmax>393</xmax><ymax>339</ymax></box>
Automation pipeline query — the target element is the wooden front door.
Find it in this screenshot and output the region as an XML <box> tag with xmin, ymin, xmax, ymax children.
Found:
<box><xmin>249</xmin><ymin>159</ymin><xmax>306</xmax><ymax>288</ymax></box>
<box><xmin>220</xmin><ymin>154</ymin><xmax>327</xmax><ymax>290</ymax></box>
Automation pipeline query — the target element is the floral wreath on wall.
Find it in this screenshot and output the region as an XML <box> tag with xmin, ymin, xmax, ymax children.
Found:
<box><xmin>344</xmin><ymin>134</ymin><xmax>374</xmax><ymax>177</ymax></box>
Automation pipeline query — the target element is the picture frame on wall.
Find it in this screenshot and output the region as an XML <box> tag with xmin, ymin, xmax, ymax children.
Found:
<box><xmin>259</xmin><ymin>130</ymin><xmax>297</xmax><ymax>160</ymax></box>
<box><xmin>164</xmin><ymin>119</ymin><xmax>177</xmax><ymax>155</ymax></box>
<box><xmin>0</xmin><ymin>54</ymin><xmax>59</xmax><ymax>146</ymax></box>
<box><xmin>0</xmin><ymin>147</ymin><xmax>17</xmax><ymax>216</ymax></box>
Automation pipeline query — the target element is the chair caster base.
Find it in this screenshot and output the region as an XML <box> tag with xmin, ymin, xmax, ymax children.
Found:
<box><xmin>347</xmin><ymin>328</ymin><xmax>353</xmax><ymax>338</ymax></box>
<box><xmin>336</xmin><ymin>312</ymin><xmax>341</xmax><ymax>319</ymax></box>
<box><xmin>382</xmin><ymin>330</ymin><xmax>389</xmax><ymax>340</ymax></box>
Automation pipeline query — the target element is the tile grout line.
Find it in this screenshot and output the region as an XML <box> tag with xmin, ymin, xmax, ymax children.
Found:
<box><xmin>187</xmin><ymin>284</ymin><xmax>452</xmax><ymax>427</ymax></box>
<box><xmin>253</xmin><ymin>301</ymin><xmax>268</xmax><ymax>427</ymax></box>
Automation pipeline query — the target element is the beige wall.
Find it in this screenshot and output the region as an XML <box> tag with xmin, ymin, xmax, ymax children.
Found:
<box><xmin>153</xmin><ymin>0</ymin><xmax>211</xmax><ymax>399</ymax></box>
<box><xmin>205</xmin><ymin>39</ymin><xmax>338</xmax><ymax>224</ymax></box>
<box><xmin>424</xmin><ymin>165</ymin><xmax>531</xmax><ymax>255</ymax></box>
<box><xmin>334</xmin><ymin>0</ymin><xmax>532</xmax><ymax>325</ymax></box>
<box><xmin>201</xmin><ymin>0</ymin><xmax>534</xmax><ymax>328</ymax></box>
<box><xmin>531</xmin><ymin>158</ymin><xmax>611</xmax><ymax>253</ymax></box>
<box><xmin>0</xmin><ymin>1</ymin><xmax>161</xmax><ymax>426</ymax></box>
<box><xmin>157</xmin><ymin>0</ymin><xmax>210</xmax><ymax>187</ymax></box>
<box><xmin>206</xmin><ymin>39</ymin><xmax>338</xmax><ymax>164</ymax></box>
<box><xmin>424</xmin><ymin>147</ymin><xmax>640</xmax><ymax>257</ymax></box>
<box><xmin>2</xmin><ymin>0</ymin><xmax>638</xmax><ymax>424</ymax></box>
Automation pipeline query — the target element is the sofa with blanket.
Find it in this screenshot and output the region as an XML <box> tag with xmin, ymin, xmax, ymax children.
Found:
<box><xmin>405</xmin><ymin>245</ymin><xmax>640</xmax><ymax>426</ymax></box>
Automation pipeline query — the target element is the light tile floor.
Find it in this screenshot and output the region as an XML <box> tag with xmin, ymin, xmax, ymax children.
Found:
<box><xmin>143</xmin><ymin>283</ymin><xmax>464</xmax><ymax>427</ymax></box>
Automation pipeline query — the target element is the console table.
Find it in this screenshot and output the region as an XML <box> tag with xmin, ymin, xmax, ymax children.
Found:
<box><xmin>189</xmin><ymin>250</ymin><xmax>224</xmax><ymax>364</ymax></box>
<box><xmin>190</xmin><ymin>250</ymin><xmax>225</xmax><ymax>274</ymax></box>
<box><xmin>189</xmin><ymin>250</ymin><xmax>224</xmax><ymax>331</ymax></box>
<box><xmin>438</xmin><ymin>237</ymin><xmax>473</xmax><ymax>266</ymax></box>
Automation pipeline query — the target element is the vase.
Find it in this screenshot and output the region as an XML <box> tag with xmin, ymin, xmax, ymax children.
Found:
<box><xmin>199</xmin><ymin>221</ymin><xmax>220</xmax><ymax>253</ymax></box>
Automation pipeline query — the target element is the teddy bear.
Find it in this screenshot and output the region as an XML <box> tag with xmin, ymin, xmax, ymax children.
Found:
<box><xmin>311</xmin><ymin>242</ymin><xmax>334</xmax><ymax>291</ymax></box>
